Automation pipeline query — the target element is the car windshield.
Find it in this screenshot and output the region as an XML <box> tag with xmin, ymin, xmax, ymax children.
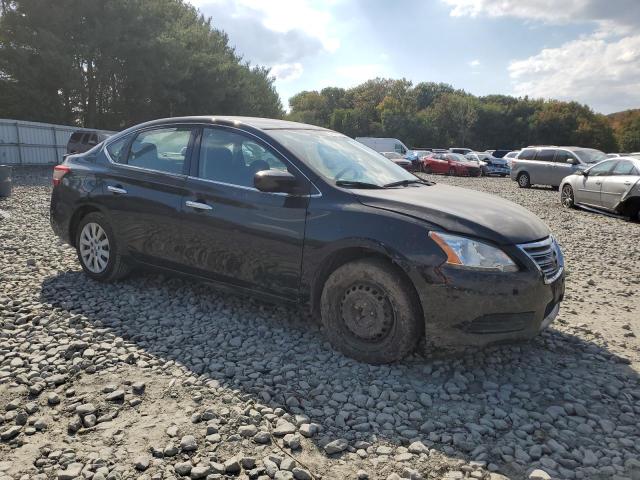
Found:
<box><xmin>573</xmin><ymin>148</ymin><xmax>607</xmax><ymax>164</ymax></box>
<box><xmin>269</xmin><ymin>129</ymin><xmax>416</xmax><ymax>186</ymax></box>
<box><xmin>448</xmin><ymin>153</ymin><xmax>468</xmax><ymax>162</ymax></box>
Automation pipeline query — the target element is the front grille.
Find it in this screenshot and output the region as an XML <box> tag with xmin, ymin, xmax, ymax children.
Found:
<box><xmin>518</xmin><ymin>236</ymin><xmax>563</xmax><ymax>284</ymax></box>
<box><xmin>461</xmin><ymin>312</ymin><xmax>534</xmax><ymax>334</ymax></box>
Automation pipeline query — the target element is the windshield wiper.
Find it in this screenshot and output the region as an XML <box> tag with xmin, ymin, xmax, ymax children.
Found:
<box><xmin>335</xmin><ymin>180</ymin><xmax>384</xmax><ymax>189</ymax></box>
<box><xmin>383</xmin><ymin>179</ymin><xmax>431</xmax><ymax>188</ymax></box>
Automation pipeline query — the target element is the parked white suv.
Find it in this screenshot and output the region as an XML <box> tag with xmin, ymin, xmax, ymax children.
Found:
<box><xmin>510</xmin><ymin>146</ymin><xmax>607</xmax><ymax>188</ymax></box>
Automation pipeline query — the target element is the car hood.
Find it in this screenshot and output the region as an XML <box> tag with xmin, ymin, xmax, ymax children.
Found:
<box><xmin>356</xmin><ymin>184</ymin><xmax>550</xmax><ymax>245</ymax></box>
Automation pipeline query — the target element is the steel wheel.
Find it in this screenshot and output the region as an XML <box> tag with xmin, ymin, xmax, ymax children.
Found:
<box><xmin>79</xmin><ymin>222</ymin><xmax>110</xmax><ymax>273</ymax></box>
<box><xmin>340</xmin><ymin>283</ymin><xmax>395</xmax><ymax>342</ymax></box>
<box><xmin>561</xmin><ymin>184</ymin><xmax>575</xmax><ymax>208</ymax></box>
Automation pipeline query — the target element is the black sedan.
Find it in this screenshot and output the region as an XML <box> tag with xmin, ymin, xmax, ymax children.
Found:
<box><xmin>51</xmin><ymin>116</ymin><xmax>565</xmax><ymax>364</ymax></box>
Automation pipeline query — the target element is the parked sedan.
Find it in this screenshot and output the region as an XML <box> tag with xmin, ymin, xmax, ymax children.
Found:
<box><xmin>560</xmin><ymin>157</ymin><xmax>640</xmax><ymax>220</ymax></box>
<box><xmin>423</xmin><ymin>152</ymin><xmax>481</xmax><ymax>176</ymax></box>
<box><xmin>381</xmin><ymin>151</ymin><xmax>413</xmax><ymax>170</ymax></box>
<box><xmin>51</xmin><ymin>116</ymin><xmax>564</xmax><ymax>364</ymax></box>
<box><xmin>466</xmin><ymin>152</ymin><xmax>510</xmax><ymax>177</ymax></box>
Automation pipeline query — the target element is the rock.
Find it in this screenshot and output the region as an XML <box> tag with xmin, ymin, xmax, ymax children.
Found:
<box><xmin>408</xmin><ymin>441</ymin><xmax>429</xmax><ymax>455</ymax></box>
<box><xmin>180</xmin><ymin>435</ymin><xmax>197</xmax><ymax>452</ymax></box>
<box><xmin>76</xmin><ymin>403</ymin><xmax>96</xmax><ymax>416</ymax></box>
<box><xmin>190</xmin><ymin>465</ymin><xmax>210</xmax><ymax>479</ymax></box>
<box><xmin>174</xmin><ymin>461</ymin><xmax>192</xmax><ymax>476</ymax></box>
<box><xmin>239</xmin><ymin>424</ymin><xmax>258</xmax><ymax>437</ymax></box>
<box><xmin>132</xmin><ymin>382</ymin><xmax>146</xmax><ymax>394</ymax></box>
<box><xmin>0</xmin><ymin>426</ymin><xmax>21</xmax><ymax>441</ymax></box>
<box><xmin>223</xmin><ymin>458</ymin><xmax>241</xmax><ymax>474</ymax></box>
<box><xmin>58</xmin><ymin>463</ymin><xmax>83</xmax><ymax>480</ymax></box>
<box><xmin>357</xmin><ymin>470</ymin><xmax>369</xmax><ymax>480</ymax></box>
<box><xmin>253</xmin><ymin>430</ymin><xmax>271</xmax><ymax>444</ymax></box>
<box><xmin>134</xmin><ymin>456</ymin><xmax>150</xmax><ymax>471</ymax></box>
<box><xmin>529</xmin><ymin>469</ymin><xmax>551</xmax><ymax>480</ymax></box>
<box><xmin>292</xmin><ymin>468</ymin><xmax>312</xmax><ymax>480</ymax></box>
<box><xmin>273</xmin><ymin>419</ymin><xmax>296</xmax><ymax>436</ymax></box>
<box><xmin>324</xmin><ymin>438</ymin><xmax>348</xmax><ymax>455</ymax></box>
<box><xmin>105</xmin><ymin>389</ymin><xmax>125</xmax><ymax>402</ymax></box>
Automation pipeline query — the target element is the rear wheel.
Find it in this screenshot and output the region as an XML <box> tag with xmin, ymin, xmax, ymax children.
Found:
<box><xmin>320</xmin><ymin>258</ymin><xmax>422</xmax><ymax>364</ymax></box>
<box><xmin>561</xmin><ymin>184</ymin><xmax>575</xmax><ymax>208</ymax></box>
<box><xmin>75</xmin><ymin>212</ymin><xmax>130</xmax><ymax>282</ymax></box>
<box><xmin>517</xmin><ymin>172</ymin><xmax>531</xmax><ymax>188</ymax></box>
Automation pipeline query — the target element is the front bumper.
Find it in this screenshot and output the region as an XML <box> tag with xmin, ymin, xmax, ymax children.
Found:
<box><xmin>486</xmin><ymin>166</ymin><xmax>510</xmax><ymax>176</ymax></box>
<box><xmin>415</xmin><ymin>262</ymin><xmax>565</xmax><ymax>349</ymax></box>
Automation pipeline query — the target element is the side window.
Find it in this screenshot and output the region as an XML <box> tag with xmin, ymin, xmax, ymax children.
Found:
<box><xmin>105</xmin><ymin>135</ymin><xmax>132</xmax><ymax>164</ymax></box>
<box><xmin>518</xmin><ymin>149</ymin><xmax>536</xmax><ymax>160</ymax></box>
<box><xmin>198</xmin><ymin>128</ymin><xmax>289</xmax><ymax>188</ymax></box>
<box><xmin>394</xmin><ymin>143</ymin><xmax>405</xmax><ymax>154</ymax></box>
<box><xmin>588</xmin><ymin>161</ymin><xmax>614</xmax><ymax>177</ymax></box>
<box><xmin>535</xmin><ymin>149</ymin><xmax>556</xmax><ymax>162</ymax></box>
<box><xmin>611</xmin><ymin>161</ymin><xmax>636</xmax><ymax>176</ymax></box>
<box><xmin>127</xmin><ymin>127</ymin><xmax>191</xmax><ymax>174</ymax></box>
<box><xmin>69</xmin><ymin>132</ymin><xmax>83</xmax><ymax>143</ymax></box>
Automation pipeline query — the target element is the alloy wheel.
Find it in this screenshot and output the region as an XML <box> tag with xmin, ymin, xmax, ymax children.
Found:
<box><xmin>561</xmin><ymin>185</ymin><xmax>574</xmax><ymax>208</ymax></box>
<box><xmin>79</xmin><ymin>222</ymin><xmax>110</xmax><ymax>273</ymax></box>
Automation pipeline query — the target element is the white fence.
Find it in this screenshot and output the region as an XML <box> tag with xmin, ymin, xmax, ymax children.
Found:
<box><xmin>0</xmin><ymin>119</ymin><xmax>114</xmax><ymax>165</ymax></box>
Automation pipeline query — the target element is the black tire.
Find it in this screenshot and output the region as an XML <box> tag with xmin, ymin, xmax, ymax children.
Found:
<box><xmin>320</xmin><ymin>258</ymin><xmax>422</xmax><ymax>364</ymax></box>
<box><xmin>448</xmin><ymin>167</ymin><xmax>456</xmax><ymax>176</ymax></box>
<box><xmin>75</xmin><ymin>212</ymin><xmax>130</xmax><ymax>282</ymax></box>
<box><xmin>423</xmin><ymin>165</ymin><xmax>432</xmax><ymax>174</ymax></box>
<box><xmin>517</xmin><ymin>172</ymin><xmax>531</xmax><ymax>188</ymax></box>
<box><xmin>561</xmin><ymin>184</ymin><xmax>575</xmax><ymax>209</ymax></box>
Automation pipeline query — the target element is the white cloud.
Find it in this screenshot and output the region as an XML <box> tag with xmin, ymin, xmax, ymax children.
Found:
<box><xmin>270</xmin><ymin>63</ymin><xmax>304</xmax><ymax>82</ymax></box>
<box><xmin>508</xmin><ymin>33</ymin><xmax>640</xmax><ymax>113</ymax></box>
<box><xmin>468</xmin><ymin>59</ymin><xmax>480</xmax><ymax>67</ymax></box>
<box><xmin>442</xmin><ymin>0</ymin><xmax>640</xmax><ymax>30</ymax></box>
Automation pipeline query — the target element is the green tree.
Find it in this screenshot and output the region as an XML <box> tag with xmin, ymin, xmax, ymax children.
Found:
<box><xmin>0</xmin><ymin>0</ymin><xmax>283</xmax><ymax>129</ymax></box>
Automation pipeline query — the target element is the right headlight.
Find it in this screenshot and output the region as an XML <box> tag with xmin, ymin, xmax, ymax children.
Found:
<box><xmin>429</xmin><ymin>232</ymin><xmax>519</xmax><ymax>272</ymax></box>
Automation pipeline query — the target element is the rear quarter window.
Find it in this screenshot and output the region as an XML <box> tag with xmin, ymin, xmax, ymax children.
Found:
<box><xmin>518</xmin><ymin>149</ymin><xmax>536</xmax><ymax>160</ymax></box>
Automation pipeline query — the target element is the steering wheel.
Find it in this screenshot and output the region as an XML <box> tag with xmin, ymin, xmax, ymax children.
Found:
<box><xmin>335</xmin><ymin>166</ymin><xmax>360</xmax><ymax>181</ymax></box>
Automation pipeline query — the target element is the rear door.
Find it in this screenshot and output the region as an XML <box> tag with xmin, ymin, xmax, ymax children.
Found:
<box><xmin>600</xmin><ymin>160</ymin><xmax>640</xmax><ymax>210</ymax></box>
<box><xmin>179</xmin><ymin>126</ymin><xmax>309</xmax><ymax>300</ymax></box>
<box><xmin>99</xmin><ymin>125</ymin><xmax>195</xmax><ymax>267</ymax></box>
<box><xmin>531</xmin><ymin>149</ymin><xmax>556</xmax><ymax>185</ymax></box>
<box><xmin>575</xmin><ymin>160</ymin><xmax>616</xmax><ymax>206</ymax></box>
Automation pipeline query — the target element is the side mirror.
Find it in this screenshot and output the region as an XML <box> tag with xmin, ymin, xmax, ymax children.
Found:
<box><xmin>254</xmin><ymin>169</ymin><xmax>300</xmax><ymax>194</ymax></box>
<box><xmin>567</xmin><ymin>158</ymin><xmax>579</xmax><ymax>165</ymax></box>
<box><xmin>582</xmin><ymin>170</ymin><xmax>589</xmax><ymax>176</ymax></box>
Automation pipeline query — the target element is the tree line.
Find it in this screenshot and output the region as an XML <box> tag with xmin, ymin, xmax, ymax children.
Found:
<box><xmin>0</xmin><ymin>0</ymin><xmax>283</xmax><ymax>131</ymax></box>
<box><xmin>286</xmin><ymin>79</ymin><xmax>638</xmax><ymax>152</ymax></box>
<box><xmin>1</xmin><ymin>0</ymin><xmax>638</xmax><ymax>152</ymax></box>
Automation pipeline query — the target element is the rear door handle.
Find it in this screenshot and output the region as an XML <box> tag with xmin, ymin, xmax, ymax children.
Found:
<box><xmin>107</xmin><ymin>185</ymin><xmax>127</xmax><ymax>194</ymax></box>
<box><xmin>185</xmin><ymin>200</ymin><xmax>213</xmax><ymax>211</ymax></box>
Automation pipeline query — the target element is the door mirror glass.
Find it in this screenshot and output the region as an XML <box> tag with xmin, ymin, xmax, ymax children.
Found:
<box><xmin>254</xmin><ymin>170</ymin><xmax>300</xmax><ymax>194</ymax></box>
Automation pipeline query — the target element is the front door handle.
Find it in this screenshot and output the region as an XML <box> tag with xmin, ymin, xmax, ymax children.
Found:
<box><xmin>107</xmin><ymin>185</ymin><xmax>127</xmax><ymax>194</ymax></box>
<box><xmin>185</xmin><ymin>200</ymin><xmax>213</xmax><ymax>211</ymax></box>
<box><xmin>624</xmin><ymin>181</ymin><xmax>631</xmax><ymax>185</ymax></box>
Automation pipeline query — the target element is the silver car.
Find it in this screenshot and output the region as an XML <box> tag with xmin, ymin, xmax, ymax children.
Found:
<box><xmin>559</xmin><ymin>157</ymin><xmax>640</xmax><ymax>221</ymax></box>
<box><xmin>511</xmin><ymin>146</ymin><xmax>607</xmax><ymax>188</ymax></box>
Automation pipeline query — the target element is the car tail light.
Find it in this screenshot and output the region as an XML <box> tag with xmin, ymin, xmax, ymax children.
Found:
<box><xmin>53</xmin><ymin>165</ymin><xmax>71</xmax><ymax>186</ymax></box>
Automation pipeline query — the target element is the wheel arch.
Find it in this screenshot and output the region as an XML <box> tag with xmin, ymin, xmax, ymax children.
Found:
<box><xmin>617</xmin><ymin>195</ymin><xmax>640</xmax><ymax>219</ymax></box>
<box><xmin>309</xmin><ymin>244</ymin><xmax>425</xmax><ymax>326</ymax></box>
<box><xmin>68</xmin><ymin>203</ymin><xmax>107</xmax><ymax>247</ymax></box>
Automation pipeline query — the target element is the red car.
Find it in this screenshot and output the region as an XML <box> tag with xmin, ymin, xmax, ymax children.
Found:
<box><xmin>421</xmin><ymin>152</ymin><xmax>481</xmax><ymax>176</ymax></box>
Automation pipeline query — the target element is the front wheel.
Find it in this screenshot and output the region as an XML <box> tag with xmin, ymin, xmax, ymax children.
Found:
<box><xmin>76</xmin><ymin>212</ymin><xmax>130</xmax><ymax>282</ymax></box>
<box><xmin>517</xmin><ymin>172</ymin><xmax>531</xmax><ymax>188</ymax></box>
<box><xmin>423</xmin><ymin>165</ymin><xmax>432</xmax><ymax>174</ymax></box>
<box><xmin>320</xmin><ymin>258</ymin><xmax>422</xmax><ymax>364</ymax></box>
<box><xmin>448</xmin><ymin>167</ymin><xmax>456</xmax><ymax>176</ymax></box>
<box><xmin>561</xmin><ymin>184</ymin><xmax>575</xmax><ymax>208</ymax></box>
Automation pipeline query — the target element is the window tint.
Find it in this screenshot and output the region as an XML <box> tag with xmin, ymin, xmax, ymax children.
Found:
<box><xmin>518</xmin><ymin>149</ymin><xmax>536</xmax><ymax>160</ymax></box>
<box><xmin>198</xmin><ymin>128</ymin><xmax>288</xmax><ymax>187</ymax></box>
<box><xmin>536</xmin><ymin>149</ymin><xmax>556</xmax><ymax>162</ymax></box>
<box><xmin>611</xmin><ymin>160</ymin><xmax>637</xmax><ymax>176</ymax></box>
<box><xmin>81</xmin><ymin>133</ymin><xmax>91</xmax><ymax>144</ymax></box>
<box><xmin>105</xmin><ymin>135</ymin><xmax>132</xmax><ymax>164</ymax></box>
<box><xmin>127</xmin><ymin>127</ymin><xmax>191</xmax><ymax>174</ymax></box>
<box><xmin>588</xmin><ymin>160</ymin><xmax>614</xmax><ymax>177</ymax></box>
<box><xmin>69</xmin><ymin>132</ymin><xmax>83</xmax><ymax>143</ymax></box>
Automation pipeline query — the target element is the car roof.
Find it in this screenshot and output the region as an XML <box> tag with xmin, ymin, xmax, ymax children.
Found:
<box><xmin>120</xmin><ymin>116</ymin><xmax>328</xmax><ymax>134</ymax></box>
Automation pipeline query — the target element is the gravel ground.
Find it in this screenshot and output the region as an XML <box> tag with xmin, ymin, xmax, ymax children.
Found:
<box><xmin>1</xmin><ymin>170</ymin><xmax>639</xmax><ymax>480</ymax></box>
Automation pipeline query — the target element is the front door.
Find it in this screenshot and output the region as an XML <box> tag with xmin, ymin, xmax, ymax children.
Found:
<box><xmin>552</xmin><ymin>150</ymin><xmax>582</xmax><ymax>186</ymax></box>
<box><xmin>575</xmin><ymin>160</ymin><xmax>616</xmax><ymax>206</ymax></box>
<box><xmin>179</xmin><ymin>126</ymin><xmax>309</xmax><ymax>300</ymax></box>
<box><xmin>98</xmin><ymin>125</ymin><xmax>195</xmax><ymax>266</ymax></box>
<box><xmin>600</xmin><ymin>160</ymin><xmax>640</xmax><ymax>210</ymax></box>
